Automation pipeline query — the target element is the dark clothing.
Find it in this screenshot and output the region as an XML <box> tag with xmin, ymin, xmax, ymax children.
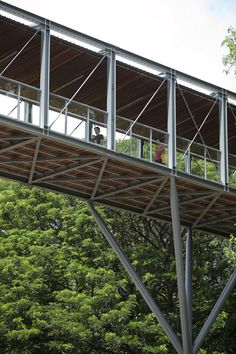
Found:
<box><xmin>92</xmin><ymin>133</ymin><xmax>104</xmax><ymax>145</ymax></box>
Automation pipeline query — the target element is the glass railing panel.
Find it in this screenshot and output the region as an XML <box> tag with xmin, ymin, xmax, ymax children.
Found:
<box><xmin>205</xmin><ymin>148</ymin><xmax>220</xmax><ymax>182</ymax></box>
<box><xmin>190</xmin><ymin>154</ymin><xmax>205</xmax><ymax>177</ymax></box>
<box><xmin>151</xmin><ymin>128</ymin><xmax>169</xmax><ymax>166</ymax></box>
<box><xmin>0</xmin><ymin>77</ymin><xmax>19</xmax><ymax>119</ymax></box>
<box><xmin>88</xmin><ymin>108</ymin><xmax>107</xmax><ymax>148</ymax></box>
<box><xmin>176</xmin><ymin>135</ymin><xmax>221</xmax><ymax>182</ymax></box>
<box><xmin>132</xmin><ymin>124</ymin><xmax>150</xmax><ymax>161</ymax></box>
<box><xmin>116</xmin><ymin>115</ymin><xmax>170</xmax><ymax>164</ymax></box>
<box><xmin>20</xmin><ymin>85</ymin><xmax>40</xmax><ymax>125</ymax></box>
<box><xmin>67</xmin><ymin>115</ymin><xmax>86</xmax><ymax>139</ymax></box>
<box><xmin>116</xmin><ymin>116</ymin><xmax>132</xmax><ymax>154</ymax></box>
<box><xmin>67</xmin><ymin>100</ymin><xmax>87</xmax><ymax>119</ymax></box>
<box><xmin>176</xmin><ymin>136</ymin><xmax>190</xmax><ymax>172</ymax></box>
<box><xmin>67</xmin><ymin>101</ymin><xmax>87</xmax><ymax>139</ymax></box>
<box><xmin>49</xmin><ymin>95</ymin><xmax>67</xmax><ymax>133</ymax></box>
<box><xmin>0</xmin><ymin>76</ymin><xmax>40</xmax><ymax>123</ymax></box>
<box><xmin>229</xmin><ymin>154</ymin><xmax>236</xmax><ymax>188</ymax></box>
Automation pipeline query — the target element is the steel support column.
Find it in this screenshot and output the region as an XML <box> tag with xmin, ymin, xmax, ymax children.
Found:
<box><xmin>106</xmin><ymin>50</ymin><xmax>116</xmax><ymax>150</ymax></box>
<box><xmin>185</xmin><ymin>228</ymin><xmax>193</xmax><ymax>344</ymax></box>
<box><xmin>167</xmin><ymin>70</ymin><xmax>176</xmax><ymax>170</ymax></box>
<box><xmin>219</xmin><ymin>89</ymin><xmax>228</xmax><ymax>186</ymax></box>
<box><xmin>193</xmin><ymin>269</ymin><xmax>236</xmax><ymax>354</ymax></box>
<box><xmin>87</xmin><ymin>201</ymin><xmax>183</xmax><ymax>354</ymax></box>
<box><xmin>170</xmin><ymin>177</ymin><xmax>192</xmax><ymax>354</ymax></box>
<box><xmin>40</xmin><ymin>20</ymin><xmax>50</xmax><ymax>130</ymax></box>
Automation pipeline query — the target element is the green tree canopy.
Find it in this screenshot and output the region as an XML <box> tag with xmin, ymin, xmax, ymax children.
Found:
<box><xmin>0</xmin><ymin>180</ymin><xmax>235</xmax><ymax>353</ymax></box>
<box><xmin>222</xmin><ymin>27</ymin><xmax>236</xmax><ymax>76</ymax></box>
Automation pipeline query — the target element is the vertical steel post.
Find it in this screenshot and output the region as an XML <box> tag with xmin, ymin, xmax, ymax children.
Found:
<box><xmin>170</xmin><ymin>176</ymin><xmax>192</xmax><ymax>354</ymax></box>
<box><xmin>167</xmin><ymin>70</ymin><xmax>176</xmax><ymax>170</ymax></box>
<box><xmin>219</xmin><ymin>89</ymin><xmax>228</xmax><ymax>186</ymax></box>
<box><xmin>136</xmin><ymin>138</ymin><xmax>142</xmax><ymax>158</ymax></box>
<box><xmin>185</xmin><ymin>228</ymin><xmax>193</xmax><ymax>344</ymax></box>
<box><xmin>88</xmin><ymin>201</ymin><xmax>183</xmax><ymax>354</ymax></box>
<box><xmin>64</xmin><ymin>101</ymin><xmax>68</xmax><ymax>135</ymax></box>
<box><xmin>40</xmin><ymin>20</ymin><xmax>50</xmax><ymax>130</ymax></box>
<box><xmin>150</xmin><ymin>129</ymin><xmax>153</xmax><ymax>162</ymax></box>
<box><xmin>185</xmin><ymin>148</ymin><xmax>191</xmax><ymax>174</ymax></box>
<box><xmin>193</xmin><ymin>269</ymin><xmax>236</xmax><ymax>354</ymax></box>
<box><xmin>107</xmin><ymin>50</ymin><xmax>116</xmax><ymax>150</ymax></box>
<box><xmin>17</xmin><ymin>84</ymin><xmax>21</xmax><ymax>121</ymax></box>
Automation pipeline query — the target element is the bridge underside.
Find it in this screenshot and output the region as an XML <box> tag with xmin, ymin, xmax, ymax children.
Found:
<box><xmin>0</xmin><ymin>115</ymin><xmax>235</xmax><ymax>237</ymax></box>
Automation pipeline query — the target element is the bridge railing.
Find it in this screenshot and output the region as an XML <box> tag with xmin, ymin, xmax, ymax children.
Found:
<box><xmin>0</xmin><ymin>76</ymin><xmax>40</xmax><ymax>123</ymax></box>
<box><xmin>48</xmin><ymin>93</ymin><xmax>108</xmax><ymax>147</ymax></box>
<box><xmin>0</xmin><ymin>75</ymin><xmax>236</xmax><ymax>187</ymax></box>
<box><xmin>116</xmin><ymin>115</ymin><xmax>169</xmax><ymax>164</ymax></box>
<box><xmin>176</xmin><ymin>136</ymin><xmax>221</xmax><ymax>183</ymax></box>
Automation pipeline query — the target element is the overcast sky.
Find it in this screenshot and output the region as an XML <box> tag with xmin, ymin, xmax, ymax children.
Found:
<box><xmin>2</xmin><ymin>0</ymin><xmax>236</xmax><ymax>92</ymax></box>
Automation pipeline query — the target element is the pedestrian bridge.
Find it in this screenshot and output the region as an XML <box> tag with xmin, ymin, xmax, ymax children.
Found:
<box><xmin>1</xmin><ymin>3</ymin><xmax>236</xmax><ymax>354</ymax></box>
<box><xmin>0</xmin><ymin>2</ymin><xmax>236</xmax><ymax>238</ymax></box>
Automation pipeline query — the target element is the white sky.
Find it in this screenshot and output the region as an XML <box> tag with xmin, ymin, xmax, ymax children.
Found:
<box><xmin>2</xmin><ymin>0</ymin><xmax>236</xmax><ymax>93</ymax></box>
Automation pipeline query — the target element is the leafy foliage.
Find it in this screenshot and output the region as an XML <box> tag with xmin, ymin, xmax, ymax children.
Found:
<box><xmin>0</xmin><ymin>180</ymin><xmax>235</xmax><ymax>353</ymax></box>
<box><xmin>222</xmin><ymin>27</ymin><xmax>236</xmax><ymax>76</ymax></box>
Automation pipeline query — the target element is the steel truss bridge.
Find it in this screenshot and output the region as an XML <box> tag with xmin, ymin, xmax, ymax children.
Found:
<box><xmin>0</xmin><ymin>1</ymin><xmax>236</xmax><ymax>353</ymax></box>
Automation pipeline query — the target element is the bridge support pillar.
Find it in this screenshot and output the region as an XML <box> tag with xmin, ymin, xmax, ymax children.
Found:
<box><xmin>170</xmin><ymin>177</ymin><xmax>192</xmax><ymax>354</ymax></box>
<box><xmin>88</xmin><ymin>177</ymin><xmax>236</xmax><ymax>354</ymax></box>
<box><xmin>88</xmin><ymin>200</ymin><xmax>183</xmax><ymax>354</ymax></box>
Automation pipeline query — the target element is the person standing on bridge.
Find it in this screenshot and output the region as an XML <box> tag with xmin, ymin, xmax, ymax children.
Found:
<box><xmin>154</xmin><ymin>142</ymin><xmax>165</xmax><ymax>164</ymax></box>
<box><xmin>91</xmin><ymin>126</ymin><xmax>104</xmax><ymax>145</ymax></box>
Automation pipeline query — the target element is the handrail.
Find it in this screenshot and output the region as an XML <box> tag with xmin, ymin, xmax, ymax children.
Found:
<box><xmin>1</xmin><ymin>74</ymin><xmax>236</xmax><ymax>182</ymax></box>
<box><xmin>0</xmin><ymin>75</ymin><xmax>41</xmax><ymax>92</ymax></box>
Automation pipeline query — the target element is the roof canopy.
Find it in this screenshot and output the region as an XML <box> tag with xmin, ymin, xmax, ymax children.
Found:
<box><xmin>0</xmin><ymin>12</ymin><xmax>236</xmax><ymax>153</ymax></box>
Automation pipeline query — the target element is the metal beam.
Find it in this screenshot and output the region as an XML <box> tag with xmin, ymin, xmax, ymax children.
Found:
<box><xmin>143</xmin><ymin>176</ymin><xmax>168</xmax><ymax>214</ymax></box>
<box><xmin>1</xmin><ymin>0</ymin><xmax>236</xmax><ymax>101</ymax></box>
<box><xmin>219</xmin><ymin>89</ymin><xmax>228</xmax><ymax>186</ymax></box>
<box><xmin>0</xmin><ymin>155</ymin><xmax>100</xmax><ymax>164</ymax></box>
<box><xmin>53</xmin><ymin>74</ymin><xmax>84</xmax><ymax>93</ymax></box>
<box><xmin>193</xmin><ymin>193</ymin><xmax>221</xmax><ymax>227</ymax></box>
<box><xmin>0</xmin><ymin>135</ymin><xmax>37</xmax><ymax>141</ymax></box>
<box><xmin>167</xmin><ymin>70</ymin><xmax>176</xmax><ymax>169</ymax></box>
<box><xmin>108</xmin><ymin>193</ymin><xmax>157</xmax><ymax>200</ymax></box>
<box><xmin>94</xmin><ymin>177</ymin><xmax>161</xmax><ymax>200</ymax></box>
<box><xmin>0</xmin><ymin>138</ymin><xmax>36</xmax><ymax>154</ymax></box>
<box><xmin>193</xmin><ymin>269</ymin><xmax>236</xmax><ymax>354</ymax></box>
<box><xmin>185</xmin><ymin>228</ymin><xmax>193</xmax><ymax>345</ymax></box>
<box><xmin>31</xmin><ymin>158</ymin><xmax>103</xmax><ymax>183</ymax></box>
<box><xmin>28</xmin><ymin>137</ymin><xmax>41</xmax><ymax>183</ymax></box>
<box><xmin>91</xmin><ymin>158</ymin><xmax>108</xmax><ymax>198</ymax></box>
<box><xmin>106</xmin><ymin>50</ymin><xmax>116</xmax><ymax>150</ymax></box>
<box><xmin>170</xmin><ymin>176</ymin><xmax>192</xmax><ymax>354</ymax></box>
<box><xmin>0</xmin><ymin>51</ymin><xmax>18</xmax><ymax>65</ymax></box>
<box><xmin>40</xmin><ymin>19</ymin><xmax>50</xmax><ymax>130</ymax></box>
<box><xmin>197</xmin><ymin>214</ymin><xmax>236</xmax><ymax>228</ymax></box>
<box><xmin>87</xmin><ymin>201</ymin><xmax>183</xmax><ymax>354</ymax></box>
<box><xmin>147</xmin><ymin>193</ymin><xmax>215</xmax><ymax>214</ymax></box>
<box><xmin>49</xmin><ymin>173</ymin><xmax>160</xmax><ymax>183</ymax></box>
